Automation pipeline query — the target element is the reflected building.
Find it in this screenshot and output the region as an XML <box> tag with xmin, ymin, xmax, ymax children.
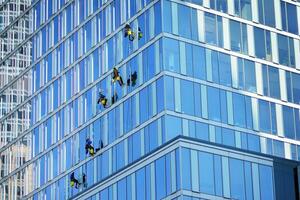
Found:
<box><xmin>0</xmin><ymin>0</ymin><xmax>300</xmax><ymax>200</ymax></box>
<box><xmin>0</xmin><ymin>0</ymin><xmax>32</xmax><ymax>199</ymax></box>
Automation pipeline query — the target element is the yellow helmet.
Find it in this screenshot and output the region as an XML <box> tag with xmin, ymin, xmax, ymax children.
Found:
<box><xmin>70</xmin><ymin>181</ymin><xmax>74</xmax><ymax>187</ymax></box>
<box><xmin>89</xmin><ymin>148</ymin><xmax>94</xmax><ymax>154</ymax></box>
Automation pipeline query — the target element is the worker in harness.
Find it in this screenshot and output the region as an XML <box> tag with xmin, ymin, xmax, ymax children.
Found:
<box><xmin>70</xmin><ymin>172</ymin><xmax>80</xmax><ymax>188</ymax></box>
<box><xmin>97</xmin><ymin>90</ymin><xmax>108</xmax><ymax>108</ymax></box>
<box><xmin>112</xmin><ymin>67</ymin><xmax>124</xmax><ymax>86</ymax></box>
<box><xmin>85</xmin><ymin>138</ymin><xmax>96</xmax><ymax>156</ymax></box>
<box><xmin>127</xmin><ymin>71</ymin><xmax>137</xmax><ymax>87</ymax></box>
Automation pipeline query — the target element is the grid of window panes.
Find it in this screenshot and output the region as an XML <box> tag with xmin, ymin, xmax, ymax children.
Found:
<box><xmin>1</xmin><ymin>0</ymin><xmax>300</xmax><ymax>199</ymax></box>
<box><xmin>74</xmin><ymin>143</ymin><xmax>275</xmax><ymax>200</ymax></box>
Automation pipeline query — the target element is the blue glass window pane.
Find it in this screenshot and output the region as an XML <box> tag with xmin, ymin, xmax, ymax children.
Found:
<box><xmin>212</xmin><ymin>51</ymin><xmax>219</xmax><ymax>84</ymax></box>
<box><xmin>117</xmin><ymin>178</ymin><xmax>126</xmax><ymax>200</ymax></box>
<box><xmin>198</xmin><ymin>151</ymin><xmax>214</xmax><ymax>195</ymax></box>
<box><xmin>282</xmin><ymin>70</ymin><xmax>291</xmax><ymax>102</ymax></box>
<box><xmin>140</xmin><ymin>87</ymin><xmax>149</xmax><ymax>124</ymax></box>
<box><xmin>165</xmin><ymin>76</ymin><xmax>175</xmax><ymax>111</ymax></box>
<box><xmin>154</xmin><ymin>2</ymin><xmax>162</xmax><ymax>35</ymax></box>
<box><xmin>163</xmin><ymin>38</ymin><xmax>180</xmax><ymax>72</ymax></box>
<box><xmin>259</xmin><ymin>165</ymin><xmax>275</xmax><ymax>200</ymax></box>
<box><xmin>247</xmin><ymin>134</ymin><xmax>260</xmax><ymax>152</ymax></box>
<box><xmin>220</xmin><ymin>90</ymin><xmax>228</xmax><ymax>124</ymax></box>
<box><xmin>217</xmin><ymin>16</ymin><xmax>223</xmax><ymax>47</ymax></box>
<box><xmin>178</xmin><ymin>4</ymin><xmax>192</xmax><ymax>39</ymax></box>
<box><xmin>164</xmin><ymin>115</ymin><xmax>182</xmax><ymax>142</ymax></box>
<box><xmin>182</xmin><ymin>148</ymin><xmax>192</xmax><ymax>190</ymax></box>
<box><xmin>229</xmin><ymin>158</ymin><xmax>246</xmax><ymax>200</ymax></box>
<box><xmin>191</xmin><ymin>8</ymin><xmax>198</xmax><ymax>40</ymax></box>
<box><xmin>230</xmin><ymin>20</ymin><xmax>241</xmax><ymax>52</ymax></box>
<box><xmin>156</xmin><ymin>77</ymin><xmax>165</xmax><ymax>113</ymax></box>
<box><xmin>262</xmin><ymin>65</ymin><xmax>269</xmax><ymax>96</ymax></box>
<box><xmin>181</xmin><ymin>80</ymin><xmax>194</xmax><ymax>115</ymax></box>
<box><xmin>241</xmin><ymin>132</ymin><xmax>248</xmax><ymax>150</ymax></box>
<box><xmin>205</xmin><ymin>13</ymin><xmax>217</xmax><ymax>45</ymax></box>
<box><xmin>148</xmin><ymin>121</ymin><xmax>158</xmax><ymax>152</ymax></box>
<box><xmin>116</xmin><ymin>142</ymin><xmax>125</xmax><ymax>171</ymax></box>
<box><xmin>270</xmin><ymin>103</ymin><xmax>277</xmax><ymax>134</ymax></box>
<box><xmin>218</xmin><ymin>53</ymin><xmax>232</xmax><ymax>87</ymax></box>
<box><xmin>278</xmin><ymin>34</ymin><xmax>289</xmax><ymax>66</ymax></box>
<box><xmin>258</xmin><ymin>100</ymin><xmax>271</xmax><ymax>133</ymax></box>
<box><xmin>186</xmin><ymin>44</ymin><xmax>193</xmax><ymax>77</ymax></box>
<box><xmin>241</xmin><ymin>0</ymin><xmax>252</xmax><ymax>20</ymax></box>
<box><xmin>136</xmin><ymin>168</ymin><xmax>145</xmax><ymax>200</ymax></box>
<box><xmin>233</xmin><ymin>93</ymin><xmax>246</xmax><ymax>128</ymax></box>
<box><xmin>145</xmin><ymin>165</ymin><xmax>151</xmax><ymax>200</ymax></box>
<box><xmin>287</xmin><ymin>4</ymin><xmax>298</xmax><ymax>34</ymax></box>
<box><xmin>274</xmin><ymin>140</ymin><xmax>285</xmax><ymax>157</ymax></box>
<box><xmin>163</xmin><ymin>0</ymin><xmax>172</xmax><ymax>33</ymax></box>
<box><xmin>295</xmin><ymin>109</ymin><xmax>300</xmax><ymax>140</ymax></box>
<box><xmin>194</xmin><ymin>83</ymin><xmax>202</xmax><ymax>117</ymax></box>
<box><xmin>245</xmin><ymin>97</ymin><xmax>253</xmax><ymax>129</ymax></box>
<box><xmin>216</xmin><ymin>0</ymin><xmax>228</xmax><ymax>12</ymax></box>
<box><xmin>126</xmin><ymin>176</ymin><xmax>132</xmax><ymax>200</ymax></box>
<box><xmin>244</xmin><ymin>162</ymin><xmax>254</xmax><ymax>200</ymax></box>
<box><xmin>101</xmin><ymin>150</ymin><xmax>109</xmax><ymax>179</ymax></box>
<box><xmin>214</xmin><ymin>155</ymin><xmax>223</xmax><ymax>196</ymax></box>
<box><xmin>282</xmin><ymin>106</ymin><xmax>295</xmax><ymax>139</ymax></box>
<box><xmin>193</xmin><ymin>45</ymin><xmax>206</xmax><ymax>80</ymax></box>
<box><xmin>265</xmin><ymin>0</ymin><xmax>275</xmax><ymax>27</ymax></box>
<box><xmin>166</xmin><ymin>153</ymin><xmax>172</xmax><ymax>195</ymax></box>
<box><xmin>254</xmin><ymin>27</ymin><xmax>266</xmax><ymax>59</ymax></box>
<box><xmin>195</xmin><ymin>122</ymin><xmax>209</xmax><ymax>141</ymax></box>
<box><xmin>289</xmin><ymin>38</ymin><xmax>295</xmax><ymax>68</ymax></box>
<box><xmin>222</xmin><ymin>128</ymin><xmax>235</xmax><ymax>147</ymax></box>
<box><xmin>207</xmin><ymin>87</ymin><xmax>221</xmax><ymax>121</ymax></box>
<box><xmin>268</xmin><ymin>67</ymin><xmax>280</xmax><ymax>99</ymax></box>
<box><xmin>292</xmin><ymin>73</ymin><xmax>300</xmax><ymax>104</ymax></box>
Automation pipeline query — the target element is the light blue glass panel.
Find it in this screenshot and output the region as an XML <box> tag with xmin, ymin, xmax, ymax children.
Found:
<box><xmin>247</xmin><ymin>134</ymin><xmax>260</xmax><ymax>152</ymax></box>
<box><xmin>181</xmin><ymin>80</ymin><xmax>194</xmax><ymax>115</ymax></box>
<box><xmin>205</xmin><ymin>13</ymin><xmax>217</xmax><ymax>45</ymax></box>
<box><xmin>164</xmin><ymin>115</ymin><xmax>182</xmax><ymax>142</ymax></box>
<box><xmin>229</xmin><ymin>158</ymin><xmax>246</xmax><ymax>200</ymax></box>
<box><xmin>214</xmin><ymin>155</ymin><xmax>223</xmax><ymax>196</ymax></box>
<box><xmin>282</xmin><ymin>106</ymin><xmax>295</xmax><ymax>139</ymax></box>
<box><xmin>222</xmin><ymin>128</ymin><xmax>235</xmax><ymax>147</ymax></box>
<box><xmin>195</xmin><ymin>122</ymin><xmax>209</xmax><ymax>141</ymax></box>
<box><xmin>182</xmin><ymin>148</ymin><xmax>192</xmax><ymax>190</ymax></box>
<box><xmin>136</xmin><ymin>168</ymin><xmax>146</xmax><ymax>200</ymax></box>
<box><xmin>198</xmin><ymin>151</ymin><xmax>214</xmax><ymax>195</ymax></box>
<box><xmin>233</xmin><ymin>93</ymin><xmax>246</xmax><ymax>128</ymax></box>
<box><xmin>273</xmin><ymin>140</ymin><xmax>284</xmax><ymax>157</ymax></box>
<box><xmin>165</xmin><ymin>76</ymin><xmax>175</xmax><ymax>111</ymax></box>
<box><xmin>207</xmin><ymin>87</ymin><xmax>221</xmax><ymax>122</ymax></box>
<box><xmin>163</xmin><ymin>38</ymin><xmax>180</xmax><ymax>72</ymax></box>
<box><xmin>259</xmin><ymin>165</ymin><xmax>275</xmax><ymax>200</ymax></box>
<box><xmin>244</xmin><ymin>162</ymin><xmax>254</xmax><ymax>200</ymax></box>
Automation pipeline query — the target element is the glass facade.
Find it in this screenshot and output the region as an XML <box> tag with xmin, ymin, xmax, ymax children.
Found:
<box><xmin>0</xmin><ymin>0</ymin><xmax>300</xmax><ymax>199</ymax></box>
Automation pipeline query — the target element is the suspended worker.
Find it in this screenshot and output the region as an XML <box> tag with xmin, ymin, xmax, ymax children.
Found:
<box><xmin>82</xmin><ymin>173</ymin><xmax>87</xmax><ymax>187</ymax></box>
<box><xmin>111</xmin><ymin>92</ymin><xmax>118</xmax><ymax>105</ymax></box>
<box><xmin>138</xmin><ymin>27</ymin><xmax>143</xmax><ymax>40</ymax></box>
<box><xmin>85</xmin><ymin>138</ymin><xmax>95</xmax><ymax>156</ymax></box>
<box><xmin>127</xmin><ymin>71</ymin><xmax>137</xmax><ymax>87</ymax></box>
<box><xmin>70</xmin><ymin>172</ymin><xmax>80</xmax><ymax>188</ymax></box>
<box><xmin>97</xmin><ymin>90</ymin><xmax>108</xmax><ymax>108</ymax></box>
<box><xmin>124</xmin><ymin>24</ymin><xmax>135</xmax><ymax>41</ymax></box>
<box><xmin>112</xmin><ymin>67</ymin><xmax>124</xmax><ymax>86</ymax></box>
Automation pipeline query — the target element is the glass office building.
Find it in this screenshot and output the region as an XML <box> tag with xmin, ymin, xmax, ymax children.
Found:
<box><xmin>0</xmin><ymin>0</ymin><xmax>300</xmax><ymax>199</ymax></box>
